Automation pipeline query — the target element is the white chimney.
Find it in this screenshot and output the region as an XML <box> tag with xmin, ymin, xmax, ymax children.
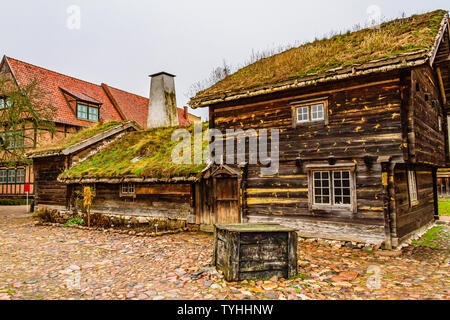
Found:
<box><xmin>147</xmin><ymin>72</ymin><xmax>179</xmax><ymax>128</ymax></box>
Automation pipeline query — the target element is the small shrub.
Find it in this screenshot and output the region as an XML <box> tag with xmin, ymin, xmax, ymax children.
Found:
<box><xmin>0</xmin><ymin>199</ymin><xmax>27</xmax><ymax>206</ymax></box>
<box><xmin>64</xmin><ymin>217</ymin><xmax>85</xmax><ymax>227</ymax></box>
<box><xmin>33</xmin><ymin>207</ymin><xmax>59</xmax><ymax>223</ymax></box>
<box><xmin>81</xmin><ymin>211</ymin><xmax>111</xmax><ymax>228</ymax></box>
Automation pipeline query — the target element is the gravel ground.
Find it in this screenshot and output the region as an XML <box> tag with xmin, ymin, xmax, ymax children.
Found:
<box><xmin>0</xmin><ymin>206</ymin><xmax>448</xmax><ymax>300</ymax></box>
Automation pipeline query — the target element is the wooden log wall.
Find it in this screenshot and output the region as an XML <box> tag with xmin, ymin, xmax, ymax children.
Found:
<box><xmin>410</xmin><ymin>65</ymin><xmax>446</xmax><ymax>166</ymax></box>
<box><xmin>392</xmin><ymin>164</ymin><xmax>435</xmax><ymax>245</ymax></box>
<box><xmin>210</xmin><ymin>72</ymin><xmax>406</xmax><ymax>234</ymax></box>
<box><xmin>34</xmin><ymin>156</ymin><xmax>68</xmax><ymax>207</ymax></box>
<box><xmin>71</xmin><ymin>183</ymin><xmax>193</xmax><ymax>220</ymax></box>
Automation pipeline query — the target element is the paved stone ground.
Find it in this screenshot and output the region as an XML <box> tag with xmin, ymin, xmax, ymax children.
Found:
<box><xmin>0</xmin><ymin>206</ymin><xmax>449</xmax><ymax>300</ymax></box>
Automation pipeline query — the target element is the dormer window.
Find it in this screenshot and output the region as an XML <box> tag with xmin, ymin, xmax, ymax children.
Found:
<box><xmin>77</xmin><ymin>103</ymin><xmax>99</xmax><ymax>122</ymax></box>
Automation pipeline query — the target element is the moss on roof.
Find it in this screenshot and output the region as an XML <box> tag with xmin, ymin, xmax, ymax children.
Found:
<box><xmin>193</xmin><ymin>10</ymin><xmax>447</xmax><ymax>101</ymax></box>
<box><xmin>59</xmin><ymin>123</ymin><xmax>209</xmax><ymax>180</ymax></box>
<box><xmin>30</xmin><ymin>121</ymin><xmax>124</xmax><ymax>156</ymax></box>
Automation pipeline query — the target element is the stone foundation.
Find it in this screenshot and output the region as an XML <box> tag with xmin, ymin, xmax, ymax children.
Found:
<box><xmin>246</xmin><ymin>215</ymin><xmax>386</xmax><ymax>246</ymax></box>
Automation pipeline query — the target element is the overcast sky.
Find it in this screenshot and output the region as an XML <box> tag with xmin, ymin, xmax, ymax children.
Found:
<box><xmin>1</xmin><ymin>0</ymin><xmax>449</xmax><ymax>120</ymax></box>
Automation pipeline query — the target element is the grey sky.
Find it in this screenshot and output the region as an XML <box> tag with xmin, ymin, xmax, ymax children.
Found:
<box><xmin>1</xmin><ymin>0</ymin><xmax>449</xmax><ymax>121</ymax></box>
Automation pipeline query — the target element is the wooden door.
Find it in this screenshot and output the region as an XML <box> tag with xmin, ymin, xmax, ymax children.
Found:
<box><xmin>215</xmin><ymin>177</ymin><xmax>240</xmax><ymax>224</ymax></box>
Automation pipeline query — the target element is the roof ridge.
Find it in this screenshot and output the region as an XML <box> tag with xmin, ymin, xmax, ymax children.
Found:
<box><xmin>101</xmin><ymin>83</ymin><xmax>149</xmax><ymax>100</ymax></box>
<box><xmin>190</xmin><ymin>9</ymin><xmax>449</xmax><ymax>107</ymax></box>
<box><xmin>6</xmin><ymin>56</ymin><xmax>105</xmax><ymax>89</ymax></box>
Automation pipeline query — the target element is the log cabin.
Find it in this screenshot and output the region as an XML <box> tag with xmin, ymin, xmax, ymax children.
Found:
<box><xmin>29</xmin><ymin>72</ymin><xmax>207</xmax><ymax>224</ymax></box>
<box><xmin>0</xmin><ymin>56</ymin><xmax>196</xmax><ymax>199</ymax></box>
<box><xmin>189</xmin><ymin>10</ymin><xmax>450</xmax><ymax>248</ymax></box>
<box><xmin>56</xmin><ymin>122</ymin><xmax>208</xmax><ymax>224</ymax></box>
<box><xmin>28</xmin><ymin>121</ymin><xmax>140</xmax><ymax>211</ymax></box>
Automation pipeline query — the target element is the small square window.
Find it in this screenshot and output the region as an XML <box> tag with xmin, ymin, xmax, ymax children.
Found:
<box><xmin>77</xmin><ymin>104</ymin><xmax>88</xmax><ymax>119</ymax></box>
<box><xmin>121</xmin><ymin>183</ymin><xmax>135</xmax><ymax>196</ymax></box>
<box><xmin>88</xmin><ymin>107</ymin><xmax>99</xmax><ymax>121</ymax></box>
<box><xmin>311</xmin><ymin>104</ymin><xmax>324</xmax><ymax>121</ymax></box>
<box><xmin>297</xmin><ymin>107</ymin><xmax>309</xmax><ymax>122</ymax></box>
<box><xmin>293</xmin><ymin>99</ymin><xmax>327</xmax><ymax>126</ymax></box>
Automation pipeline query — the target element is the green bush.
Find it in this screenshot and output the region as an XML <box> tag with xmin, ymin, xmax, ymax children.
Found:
<box><xmin>0</xmin><ymin>199</ymin><xmax>28</xmax><ymax>206</ymax></box>
<box><xmin>64</xmin><ymin>217</ymin><xmax>85</xmax><ymax>227</ymax></box>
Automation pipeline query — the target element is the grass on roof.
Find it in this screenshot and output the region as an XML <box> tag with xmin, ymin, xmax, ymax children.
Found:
<box><xmin>195</xmin><ymin>10</ymin><xmax>447</xmax><ymax>98</ymax></box>
<box><xmin>32</xmin><ymin>121</ymin><xmax>123</xmax><ymax>154</ymax></box>
<box><xmin>59</xmin><ymin>123</ymin><xmax>209</xmax><ymax>180</ymax></box>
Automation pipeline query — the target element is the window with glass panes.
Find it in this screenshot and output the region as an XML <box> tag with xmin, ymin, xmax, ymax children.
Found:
<box><xmin>16</xmin><ymin>169</ymin><xmax>25</xmax><ymax>184</ymax></box>
<box><xmin>297</xmin><ymin>106</ymin><xmax>309</xmax><ymax>122</ymax></box>
<box><xmin>7</xmin><ymin>169</ymin><xmax>15</xmax><ymax>184</ymax></box>
<box><xmin>121</xmin><ymin>183</ymin><xmax>135</xmax><ymax>195</ymax></box>
<box><xmin>313</xmin><ymin>171</ymin><xmax>331</xmax><ymax>204</ymax></box>
<box><xmin>0</xmin><ymin>97</ymin><xmax>12</xmax><ymax>109</ymax></box>
<box><xmin>88</xmin><ymin>107</ymin><xmax>99</xmax><ymax>121</ymax></box>
<box><xmin>0</xmin><ymin>170</ymin><xmax>6</xmax><ymax>184</ymax></box>
<box><xmin>294</xmin><ymin>100</ymin><xmax>327</xmax><ymax>125</ymax></box>
<box><xmin>312</xmin><ymin>169</ymin><xmax>352</xmax><ymax>207</ymax></box>
<box><xmin>311</xmin><ymin>104</ymin><xmax>324</xmax><ymax>121</ymax></box>
<box><xmin>77</xmin><ymin>103</ymin><xmax>99</xmax><ymax>122</ymax></box>
<box><xmin>408</xmin><ymin>170</ymin><xmax>418</xmax><ymax>203</ymax></box>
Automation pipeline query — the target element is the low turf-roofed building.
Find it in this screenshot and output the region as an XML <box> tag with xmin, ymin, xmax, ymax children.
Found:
<box><xmin>29</xmin><ymin>71</ymin><xmax>208</xmax><ymax>224</ymax></box>
<box><xmin>190</xmin><ymin>10</ymin><xmax>450</xmax><ymax>248</ymax></box>
<box><xmin>28</xmin><ymin>121</ymin><xmax>141</xmax><ymax>210</ymax></box>
<box><xmin>56</xmin><ymin>123</ymin><xmax>208</xmax><ymax>222</ymax></box>
<box><xmin>0</xmin><ymin>56</ymin><xmax>197</xmax><ymax>198</ymax></box>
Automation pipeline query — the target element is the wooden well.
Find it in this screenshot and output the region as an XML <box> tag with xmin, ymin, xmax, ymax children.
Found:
<box><xmin>213</xmin><ymin>223</ymin><xmax>298</xmax><ymax>281</ymax></box>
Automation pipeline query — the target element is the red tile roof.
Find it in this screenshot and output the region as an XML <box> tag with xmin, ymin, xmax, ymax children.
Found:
<box><xmin>2</xmin><ymin>56</ymin><xmax>190</xmax><ymax>128</ymax></box>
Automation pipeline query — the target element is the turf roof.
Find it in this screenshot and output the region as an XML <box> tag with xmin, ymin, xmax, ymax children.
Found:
<box><xmin>28</xmin><ymin>121</ymin><xmax>126</xmax><ymax>157</ymax></box>
<box><xmin>58</xmin><ymin>122</ymin><xmax>209</xmax><ymax>181</ymax></box>
<box><xmin>191</xmin><ymin>10</ymin><xmax>448</xmax><ymax>106</ymax></box>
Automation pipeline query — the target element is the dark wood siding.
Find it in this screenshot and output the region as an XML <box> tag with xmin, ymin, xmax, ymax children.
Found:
<box><xmin>211</xmin><ymin>73</ymin><xmax>404</xmax><ymax>228</ymax></box>
<box><xmin>34</xmin><ymin>156</ymin><xmax>68</xmax><ymax>207</ymax></box>
<box><xmin>393</xmin><ymin>164</ymin><xmax>435</xmax><ymax>241</ymax></box>
<box><xmin>410</xmin><ymin>65</ymin><xmax>446</xmax><ymax>166</ymax></box>
<box><xmin>72</xmin><ymin>183</ymin><xmax>193</xmax><ymax>219</ymax></box>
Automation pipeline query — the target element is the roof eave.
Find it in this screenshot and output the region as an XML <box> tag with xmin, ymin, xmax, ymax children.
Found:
<box><xmin>190</xmin><ymin>52</ymin><xmax>429</xmax><ymax>109</ymax></box>
<box><xmin>429</xmin><ymin>13</ymin><xmax>449</xmax><ymax>66</ymax></box>
<box><xmin>27</xmin><ymin>121</ymin><xmax>141</xmax><ymax>159</ymax></box>
<box><xmin>58</xmin><ymin>176</ymin><xmax>199</xmax><ymax>184</ymax></box>
<box><xmin>2</xmin><ymin>56</ymin><xmax>22</xmax><ymax>92</ymax></box>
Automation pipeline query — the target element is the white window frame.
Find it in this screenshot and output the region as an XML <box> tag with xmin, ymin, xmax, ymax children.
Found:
<box><xmin>296</xmin><ymin>106</ymin><xmax>309</xmax><ymax>123</ymax></box>
<box><xmin>311</xmin><ymin>103</ymin><xmax>325</xmax><ymax>121</ymax></box>
<box><xmin>121</xmin><ymin>183</ymin><xmax>135</xmax><ymax>197</ymax></box>
<box><xmin>307</xmin><ymin>164</ymin><xmax>356</xmax><ymax>213</ymax></box>
<box><xmin>292</xmin><ymin>98</ymin><xmax>328</xmax><ymax>127</ymax></box>
<box><xmin>407</xmin><ymin>169</ymin><xmax>418</xmax><ymax>205</ymax></box>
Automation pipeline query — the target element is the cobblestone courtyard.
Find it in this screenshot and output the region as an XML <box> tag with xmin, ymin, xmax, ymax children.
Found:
<box><xmin>0</xmin><ymin>206</ymin><xmax>449</xmax><ymax>300</ymax></box>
